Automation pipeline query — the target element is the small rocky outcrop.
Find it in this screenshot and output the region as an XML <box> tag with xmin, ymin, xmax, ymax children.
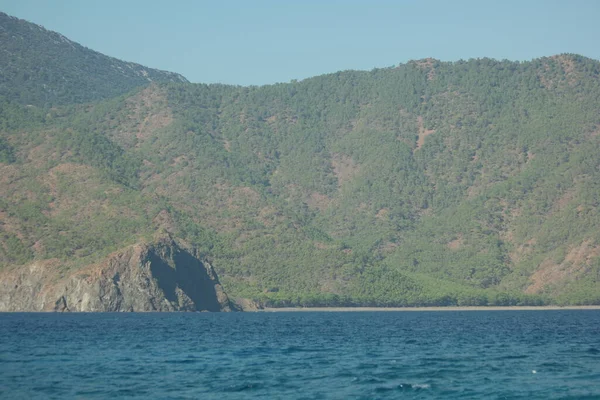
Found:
<box><xmin>234</xmin><ymin>297</ymin><xmax>263</xmax><ymax>311</ymax></box>
<box><xmin>0</xmin><ymin>238</ymin><xmax>234</xmax><ymax>312</ymax></box>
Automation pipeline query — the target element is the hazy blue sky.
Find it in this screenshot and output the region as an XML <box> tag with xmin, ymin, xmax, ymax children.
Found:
<box><xmin>1</xmin><ymin>0</ymin><xmax>598</xmax><ymax>85</ymax></box>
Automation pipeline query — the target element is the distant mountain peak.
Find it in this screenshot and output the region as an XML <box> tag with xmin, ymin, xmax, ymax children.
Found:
<box><xmin>0</xmin><ymin>11</ymin><xmax>188</xmax><ymax>106</ymax></box>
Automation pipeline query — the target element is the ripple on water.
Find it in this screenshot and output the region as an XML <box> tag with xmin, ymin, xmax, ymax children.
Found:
<box><xmin>0</xmin><ymin>311</ymin><xmax>599</xmax><ymax>399</ymax></box>
<box><xmin>586</xmin><ymin>347</ymin><xmax>600</xmax><ymax>354</ymax></box>
<box><xmin>222</xmin><ymin>382</ymin><xmax>265</xmax><ymax>393</ymax></box>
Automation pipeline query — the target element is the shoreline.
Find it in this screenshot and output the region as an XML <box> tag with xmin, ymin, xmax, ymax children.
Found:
<box><xmin>256</xmin><ymin>305</ymin><xmax>600</xmax><ymax>312</ymax></box>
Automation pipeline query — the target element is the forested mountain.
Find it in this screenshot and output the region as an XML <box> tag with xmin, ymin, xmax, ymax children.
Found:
<box><xmin>1</xmin><ymin>13</ymin><xmax>600</xmax><ymax>308</ymax></box>
<box><xmin>0</xmin><ymin>12</ymin><xmax>187</xmax><ymax>106</ymax></box>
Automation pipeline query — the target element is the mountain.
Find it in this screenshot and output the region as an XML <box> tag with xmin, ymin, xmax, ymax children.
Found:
<box><xmin>1</xmin><ymin>13</ymin><xmax>600</xmax><ymax>309</ymax></box>
<box><xmin>0</xmin><ymin>12</ymin><xmax>188</xmax><ymax>106</ymax></box>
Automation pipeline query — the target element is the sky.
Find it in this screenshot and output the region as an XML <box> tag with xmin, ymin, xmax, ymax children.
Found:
<box><xmin>1</xmin><ymin>0</ymin><xmax>599</xmax><ymax>86</ymax></box>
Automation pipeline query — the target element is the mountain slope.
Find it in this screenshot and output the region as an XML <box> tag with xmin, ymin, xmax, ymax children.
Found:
<box><xmin>0</xmin><ymin>12</ymin><xmax>188</xmax><ymax>106</ymax></box>
<box><xmin>1</xmin><ymin>15</ymin><xmax>600</xmax><ymax>308</ymax></box>
<box><xmin>153</xmin><ymin>56</ymin><xmax>600</xmax><ymax>306</ymax></box>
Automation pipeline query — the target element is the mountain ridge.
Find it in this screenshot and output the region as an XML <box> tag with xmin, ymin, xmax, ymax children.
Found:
<box><xmin>1</xmin><ymin>12</ymin><xmax>600</xmax><ymax>309</ymax></box>
<box><xmin>0</xmin><ymin>11</ymin><xmax>188</xmax><ymax>106</ymax></box>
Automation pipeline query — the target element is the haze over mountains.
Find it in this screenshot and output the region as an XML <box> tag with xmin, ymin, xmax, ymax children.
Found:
<box><xmin>1</xmin><ymin>12</ymin><xmax>600</xmax><ymax>310</ymax></box>
<box><xmin>0</xmin><ymin>12</ymin><xmax>187</xmax><ymax>106</ymax></box>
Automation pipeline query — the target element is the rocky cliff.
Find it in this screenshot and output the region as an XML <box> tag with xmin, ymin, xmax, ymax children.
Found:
<box><xmin>0</xmin><ymin>238</ymin><xmax>234</xmax><ymax>312</ymax></box>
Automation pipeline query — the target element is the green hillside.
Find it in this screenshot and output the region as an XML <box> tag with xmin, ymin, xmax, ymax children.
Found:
<box><xmin>0</xmin><ymin>12</ymin><xmax>188</xmax><ymax>106</ymax></box>
<box><xmin>1</xmin><ymin>14</ymin><xmax>600</xmax><ymax>307</ymax></box>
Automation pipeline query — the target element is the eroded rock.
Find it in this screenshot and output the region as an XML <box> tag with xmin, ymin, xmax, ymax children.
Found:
<box><xmin>0</xmin><ymin>238</ymin><xmax>234</xmax><ymax>312</ymax></box>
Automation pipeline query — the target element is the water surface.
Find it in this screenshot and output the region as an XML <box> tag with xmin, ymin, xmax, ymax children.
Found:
<box><xmin>1</xmin><ymin>310</ymin><xmax>599</xmax><ymax>399</ymax></box>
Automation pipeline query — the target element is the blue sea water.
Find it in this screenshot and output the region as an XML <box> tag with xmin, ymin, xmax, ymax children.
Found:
<box><xmin>0</xmin><ymin>311</ymin><xmax>599</xmax><ymax>399</ymax></box>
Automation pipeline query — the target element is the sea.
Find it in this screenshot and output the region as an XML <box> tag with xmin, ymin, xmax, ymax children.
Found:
<box><xmin>0</xmin><ymin>310</ymin><xmax>599</xmax><ymax>399</ymax></box>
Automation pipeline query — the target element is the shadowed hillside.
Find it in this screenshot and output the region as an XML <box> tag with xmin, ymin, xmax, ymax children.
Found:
<box><xmin>0</xmin><ymin>12</ymin><xmax>188</xmax><ymax>106</ymax></box>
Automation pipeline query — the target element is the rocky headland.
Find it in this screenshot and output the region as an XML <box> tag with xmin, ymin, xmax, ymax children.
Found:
<box><xmin>0</xmin><ymin>237</ymin><xmax>234</xmax><ymax>312</ymax></box>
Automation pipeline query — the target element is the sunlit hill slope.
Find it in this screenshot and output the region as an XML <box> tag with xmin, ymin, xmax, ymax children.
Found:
<box><xmin>1</xmin><ymin>12</ymin><xmax>600</xmax><ymax>308</ymax></box>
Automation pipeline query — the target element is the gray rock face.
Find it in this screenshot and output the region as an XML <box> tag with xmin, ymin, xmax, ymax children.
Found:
<box><xmin>0</xmin><ymin>238</ymin><xmax>234</xmax><ymax>312</ymax></box>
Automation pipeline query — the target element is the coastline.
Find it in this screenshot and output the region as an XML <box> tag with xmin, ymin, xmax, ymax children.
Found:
<box><xmin>257</xmin><ymin>305</ymin><xmax>600</xmax><ymax>312</ymax></box>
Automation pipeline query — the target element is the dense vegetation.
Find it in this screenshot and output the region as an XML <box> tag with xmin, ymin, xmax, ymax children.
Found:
<box><xmin>1</xmin><ymin>13</ymin><xmax>600</xmax><ymax>307</ymax></box>
<box><xmin>0</xmin><ymin>12</ymin><xmax>188</xmax><ymax>106</ymax></box>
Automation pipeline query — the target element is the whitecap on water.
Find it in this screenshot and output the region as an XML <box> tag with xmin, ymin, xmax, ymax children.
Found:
<box><xmin>412</xmin><ymin>383</ymin><xmax>431</xmax><ymax>389</ymax></box>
